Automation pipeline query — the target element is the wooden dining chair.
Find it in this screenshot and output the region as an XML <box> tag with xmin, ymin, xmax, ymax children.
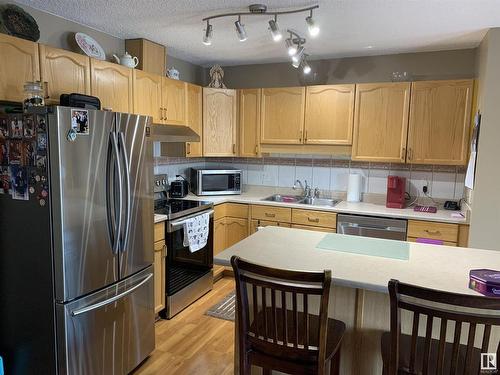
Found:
<box><xmin>382</xmin><ymin>279</ymin><xmax>500</xmax><ymax>375</ymax></box>
<box><xmin>231</xmin><ymin>255</ymin><xmax>345</xmax><ymax>375</ymax></box>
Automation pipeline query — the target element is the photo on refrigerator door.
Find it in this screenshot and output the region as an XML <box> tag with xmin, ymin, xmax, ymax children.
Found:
<box><xmin>23</xmin><ymin>115</ymin><xmax>35</xmax><ymax>139</ymax></box>
<box><xmin>0</xmin><ymin>166</ymin><xmax>10</xmax><ymax>194</ymax></box>
<box><xmin>0</xmin><ymin>115</ymin><xmax>8</xmax><ymax>138</ymax></box>
<box><xmin>9</xmin><ymin>116</ymin><xmax>23</xmax><ymax>139</ymax></box>
<box><xmin>22</xmin><ymin>141</ymin><xmax>36</xmax><ymax>167</ymax></box>
<box><xmin>0</xmin><ymin>139</ymin><xmax>7</xmax><ymax>166</ymax></box>
<box><xmin>10</xmin><ymin>165</ymin><xmax>28</xmax><ymax>200</ymax></box>
<box><xmin>71</xmin><ymin>109</ymin><xmax>89</xmax><ymax>135</ymax></box>
<box><xmin>7</xmin><ymin>140</ymin><xmax>22</xmax><ymax>165</ymax></box>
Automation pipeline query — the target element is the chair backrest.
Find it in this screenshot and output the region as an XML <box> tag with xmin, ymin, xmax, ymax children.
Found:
<box><xmin>388</xmin><ymin>279</ymin><xmax>500</xmax><ymax>375</ymax></box>
<box><xmin>231</xmin><ymin>256</ymin><xmax>332</xmax><ymax>365</ymax></box>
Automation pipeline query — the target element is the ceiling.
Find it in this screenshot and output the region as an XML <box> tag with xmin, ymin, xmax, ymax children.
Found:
<box><xmin>17</xmin><ymin>0</ymin><xmax>500</xmax><ymax>67</ymax></box>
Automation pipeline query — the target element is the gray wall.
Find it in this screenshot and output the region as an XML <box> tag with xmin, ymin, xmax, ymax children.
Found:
<box><xmin>212</xmin><ymin>49</ymin><xmax>477</xmax><ymax>89</ymax></box>
<box><xmin>2</xmin><ymin>1</ymin><xmax>203</xmax><ymax>85</ymax></box>
<box><xmin>469</xmin><ymin>28</ymin><xmax>500</xmax><ymax>251</ymax></box>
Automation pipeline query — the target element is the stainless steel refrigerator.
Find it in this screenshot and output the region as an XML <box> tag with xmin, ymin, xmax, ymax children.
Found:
<box><xmin>0</xmin><ymin>106</ymin><xmax>154</xmax><ymax>374</ymax></box>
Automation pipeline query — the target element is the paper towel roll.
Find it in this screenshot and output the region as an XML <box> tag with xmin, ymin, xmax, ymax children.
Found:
<box><xmin>347</xmin><ymin>174</ymin><xmax>362</xmax><ymax>202</ymax></box>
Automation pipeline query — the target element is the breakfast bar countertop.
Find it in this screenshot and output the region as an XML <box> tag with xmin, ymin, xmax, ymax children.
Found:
<box><xmin>215</xmin><ymin>226</ymin><xmax>499</xmax><ymax>295</ymax></box>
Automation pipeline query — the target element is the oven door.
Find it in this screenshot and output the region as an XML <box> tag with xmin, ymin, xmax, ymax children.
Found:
<box><xmin>199</xmin><ymin>170</ymin><xmax>241</xmax><ymax>195</ymax></box>
<box><xmin>166</xmin><ymin>210</ymin><xmax>214</xmax><ymax>269</ymax></box>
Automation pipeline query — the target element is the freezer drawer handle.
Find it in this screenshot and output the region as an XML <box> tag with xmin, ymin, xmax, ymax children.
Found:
<box><xmin>71</xmin><ymin>273</ymin><xmax>153</xmax><ymax>317</ymax></box>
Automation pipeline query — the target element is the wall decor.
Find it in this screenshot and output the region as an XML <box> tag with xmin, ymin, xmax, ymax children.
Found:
<box><xmin>0</xmin><ymin>4</ymin><xmax>40</xmax><ymax>42</ymax></box>
<box><xmin>74</xmin><ymin>32</ymin><xmax>106</xmax><ymax>60</ymax></box>
<box><xmin>202</xmin><ymin>3</ymin><xmax>319</xmax><ymax>73</ymax></box>
<box><xmin>208</xmin><ymin>65</ymin><xmax>227</xmax><ymax>89</ymax></box>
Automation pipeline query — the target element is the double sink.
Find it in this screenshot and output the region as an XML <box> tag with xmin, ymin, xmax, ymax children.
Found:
<box><xmin>262</xmin><ymin>194</ymin><xmax>341</xmax><ymax>208</ymax></box>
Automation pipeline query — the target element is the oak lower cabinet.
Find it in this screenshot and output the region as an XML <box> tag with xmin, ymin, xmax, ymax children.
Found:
<box><xmin>239</xmin><ymin>88</ymin><xmax>261</xmax><ymax>157</ymax></box>
<box><xmin>291</xmin><ymin>209</ymin><xmax>337</xmax><ymax>229</ymax></box>
<box><xmin>250</xmin><ymin>219</ymin><xmax>291</xmax><ymax>234</ymax></box>
<box><xmin>153</xmin><ymin>223</ymin><xmax>166</xmax><ymax>314</ymax></box>
<box><xmin>407</xmin><ymin>220</ymin><xmax>459</xmax><ymax>246</ymax></box>
<box><xmin>352</xmin><ymin>82</ymin><xmax>411</xmax><ymax>163</ymax></box>
<box><xmin>186</xmin><ymin>83</ymin><xmax>203</xmax><ymax>157</ymax></box>
<box><xmin>407</xmin><ymin>80</ymin><xmax>473</xmax><ymax>165</ymax></box>
<box><xmin>162</xmin><ymin>77</ymin><xmax>187</xmax><ymax>125</ymax></box>
<box><xmin>260</xmin><ymin>87</ymin><xmax>305</xmax><ymax>144</ymax></box>
<box><xmin>133</xmin><ymin>69</ymin><xmax>162</xmax><ymax>123</ymax></box>
<box><xmin>39</xmin><ymin>45</ymin><xmax>91</xmax><ymax>103</ymax></box>
<box><xmin>90</xmin><ymin>59</ymin><xmax>133</xmax><ymax>112</ymax></box>
<box><xmin>203</xmin><ymin>88</ymin><xmax>237</xmax><ymax>156</ymax></box>
<box><xmin>0</xmin><ymin>33</ymin><xmax>40</xmax><ymax>102</ymax></box>
<box><xmin>304</xmin><ymin>85</ymin><xmax>355</xmax><ymax>145</ymax></box>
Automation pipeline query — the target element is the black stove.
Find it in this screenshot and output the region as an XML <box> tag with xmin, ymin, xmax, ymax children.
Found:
<box><xmin>154</xmin><ymin>174</ymin><xmax>213</xmax><ymax>220</ymax></box>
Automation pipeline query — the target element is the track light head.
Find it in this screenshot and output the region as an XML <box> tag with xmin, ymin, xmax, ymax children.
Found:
<box><xmin>235</xmin><ymin>16</ymin><xmax>248</xmax><ymax>42</ymax></box>
<box><xmin>269</xmin><ymin>17</ymin><xmax>282</xmax><ymax>42</ymax></box>
<box><xmin>306</xmin><ymin>11</ymin><xmax>320</xmax><ymax>37</ymax></box>
<box><xmin>291</xmin><ymin>45</ymin><xmax>305</xmax><ymax>63</ymax></box>
<box><xmin>302</xmin><ymin>57</ymin><xmax>311</xmax><ymax>74</ymax></box>
<box><xmin>203</xmin><ymin>22</ymin><xmax>213</xmax><ymax>45</ymax></box>
<box><xmin>286</xmin><ymin>38</ymin><xmax>297</xmax><ymax>56</ymax></box>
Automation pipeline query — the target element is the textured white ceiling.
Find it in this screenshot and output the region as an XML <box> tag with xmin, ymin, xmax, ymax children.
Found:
<box><xmin>17</xmin><ymin>0</ymin><xmax>500</xmax><ymax>66</ymax></box>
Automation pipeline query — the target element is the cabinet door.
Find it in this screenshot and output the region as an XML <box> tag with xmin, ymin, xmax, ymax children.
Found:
<box><xmin>90</xmin><ymin>59</ymin><xmax>133</xmax><ymax>112</ymax></box>
<box><xmin>133</xmin><ymin>70</ymin><xmax>162</xmax><ymax>123</ymax></box>
<box><xmin>352</xmin><ymin>83</ymin><xmax>411</xmax><ymax>163</ymax></box>
<box><xmin>304</xmin><ymin>84</ymin><xmax>355</xmax><ymax>145</ymax></box>
<box><xmin>261</xmin><ymin>87</ymin><xmax>305</xmax><ymax>144</ymax></box>
<box><xmin>407</xmin><ymin>80</ymin><xmax>472</xmax><ymax>165</ymax></box>
<box><xmin>203</xmin><ymin>88</ymin><xmax>237</xmax><ymax>156</ymax></box>
<box><xmin>0</xmin><ymin>33</ymin><xmax>40</xmax><ymax>102</ymax></box>
<box><xmin>225</xmin><ymin>217</ymin><xmax>249</xmax><ymax>248</ymax></box>
<box><xmin>162</xmin><ymin>77</ymin><xmax>187</xmax><ymax>125</ymax></box>
<box><xmin>39</xmin><ymin>45</ymin><xmax>90</xmax><ymax>103</ymax></box>
<box><xmin>239</xmin><ymin>88</ymin><xmax>261</xmax><ymax>157</ymax></box>
<box><xmin>186</xmin><ymin>83</ymin><xmax>203</xmax><ymax>157</ymax></box>
<box><xmin>153</xmin><ymin>240</ymin><xmax>165</xmax><ymax>313</ymax></box>
<box><xmin>213</xmin><ymin>217</ymin><xmax>227</xmax><ymax>256</ymax></box>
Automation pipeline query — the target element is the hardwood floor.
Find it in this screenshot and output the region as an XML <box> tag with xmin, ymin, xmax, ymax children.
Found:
<box><xmin>135</xmin><ymin>277</ymin><xmax>236</xmax><ymax>375</ymax></box>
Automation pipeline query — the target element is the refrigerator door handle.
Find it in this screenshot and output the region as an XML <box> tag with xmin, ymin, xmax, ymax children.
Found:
<box><xmin>118</xmin><ymin>131</ymin><xmax>131</xmax><ymax>252</ymax></box>
<box><xmin>70</xmin><ymin>273</ymin><xmax>153</xmax><ymax>317</ymax></box>
<box><xmin>105</xmin><ymin>133</ymin><xmax>116</xmax><ymax>251</ymax></box>
<box><xmin>111</xmin><ymin>131</ymin><xmax>123</xmax><ymax>255</ymax></box>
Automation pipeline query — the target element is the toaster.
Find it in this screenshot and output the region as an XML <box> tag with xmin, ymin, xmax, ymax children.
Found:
<box><xmin>169</xmin><ymin>179</ymin><xmax>189</xmax><ymax>198</ymax></box>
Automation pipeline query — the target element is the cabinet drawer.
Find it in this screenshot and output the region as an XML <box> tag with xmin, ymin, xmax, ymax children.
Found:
<box><xmin>251</xmin><ymin>205</ymin><xmax>291</xmax><ymax>222</ymax></box>
<box><xmin>225</xmin><ymin>203</ymin><xmax>249</xmax><ymax>218</ymax></box>
<box><xmin>292</xmin><ymin>224</ymin><xmax>336</xmax><ymax>233</ymax></box>
<box><xmin>407</xmin><ymin>237</ymin><xmax>456</xmax><ymax>247</ymax></box>
<box><xmin>407</xmin><ymin>220</ymin><xmax>458</xmax><ymax>242</ymax></box>
<box><xmin>292</xmin><ymin>209</ymin><xmax>336</xmax><ymax>229</ymax></box>
<box><xmin>154</xmin><ymin>223</ymin><xmax>165</xmax><ymax>242</ymax></box>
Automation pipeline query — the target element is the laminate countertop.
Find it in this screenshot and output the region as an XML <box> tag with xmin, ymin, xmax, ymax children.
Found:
<box><xmin>214</xmin><ymin>226</ymin><xmax>499</xmax><ymax>295</ymax></box>
<box><xmin>182</xmin><ymin>186</ymin><xmax>468</xmax><ymax>224</ymax></box>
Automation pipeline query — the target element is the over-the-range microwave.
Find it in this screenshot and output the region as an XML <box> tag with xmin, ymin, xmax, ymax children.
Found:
<box><xmin>189</xmin><ymin>168</ymin><xmax>242</xmax><ymax>196</ymax></box>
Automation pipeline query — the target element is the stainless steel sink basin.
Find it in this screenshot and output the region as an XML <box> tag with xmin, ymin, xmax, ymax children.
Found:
<box><xmin>261</xmin><ymin>194</ymin><xmax>341</xmax><ymax>207</ymax></box>
<box><xmin>261</xmin><ymin>194</ymin><xmax>304</xmax><ymax>203</ymax></box>
<box><xmin>299</xmin><ymin>197</ymin><xmax>341</xmax><ymax>207</ymax></box>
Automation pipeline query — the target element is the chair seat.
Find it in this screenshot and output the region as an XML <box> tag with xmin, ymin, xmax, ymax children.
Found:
<box><xmin>381</xmin><ymin>331</ymin><xmax>481</xmax><ymax>374</ymax></box>
<box><xmin>248</xmin><ymin>307</ymin><xmax>345</xmax><ymax>367</ymax></box>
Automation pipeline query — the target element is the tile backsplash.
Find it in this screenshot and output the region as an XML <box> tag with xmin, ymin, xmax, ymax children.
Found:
<box><xmin>154</xmin><ymin>155</ymin><xmax>466</xmax><ymax>201</ymax></box>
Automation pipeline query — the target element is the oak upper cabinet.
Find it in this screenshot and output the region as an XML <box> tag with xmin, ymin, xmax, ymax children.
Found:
<box><xmin>239</xmin><ymin>88</ymin><xmax>261</xmax><ymax>157</ymax></box>
<box><xmin>39</xmin><ymin>45</ymin><xmax>90</xmax><ymax>103</ymax></box>
<box><xmin>407</xmin><ymin>80</ymin><xmax>473</xmax><ymax>165</ymax></box>
<box><xmin>186</xmin><ymin>83</ymin><xmax>203</xmax><ymax>157</ymax></box>
<box><xmin>90</xmin><ymin>59</ymin><xmax>133</xmax><ymax>112</ymax></box>
<box><xmin>304</xmin><ymin>84</ymin><xmax>355</xmax><ymax>145</ymax></box>
<box><xmin>133</xmin><ymin>69</ymin><xmax>162</xmax><ymax>123</ymax></box>
<box><xmin>0</xmin><ymin>33</ymin><xmax>40</xmax><ymax>102</ymax></box>
<box><xmin>203</xmin><ymin>88</ymin><xmax>237</xmax><ymax>156</ymax></box>
<box><xmin>261</xmin><ymin>87</ymin><xmax>305</xmax><ymax>144</ymax></box>
<box><xmin>162</xmin><ymin>77</ymin><xmax>187</xmax><ymax>125</ymax></box>
<box><xmin>352</xmin><ymin>82</ymin><xmax>411</xmax><ymax>163</ymax></box>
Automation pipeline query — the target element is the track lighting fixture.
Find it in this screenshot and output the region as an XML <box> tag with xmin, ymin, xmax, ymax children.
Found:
<box><xmin>268</xmin><ymin>16</ymin><xmax>282</xmax><ymax>42</ymax></box>
<box><xmin>235</xmin><ymin>16</ymin><xmax>247</xmax><ymax>42</ymax></box>
<box><xmin>203</xmin><ymin>21</ymin><xmax>213</xmax><ymax>45</ymax></box>
<box><xmin>306</xmin><ymin>9</ymin><xmax>320</xmax><ymax>37</ymax></box>
<box><xmin>291</xmin><ymin>45</ymin><xmax>304</xmax><ymax>63</ymax></box>
<box><xmin>285</xmin><ymin>38</ymin><xmax>297</xmax><ymax>56</ymax></box>
<box><xmin>302</xmin><ymin>56</ymin><xmax>311</xmax><ymax>74</ymax></box>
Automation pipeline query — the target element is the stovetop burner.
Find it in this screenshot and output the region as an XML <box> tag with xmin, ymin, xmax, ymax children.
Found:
<box><xmin>155</xmin><ymin>198</ymin><xmax>213</xmax><ymax>220</ymax></box>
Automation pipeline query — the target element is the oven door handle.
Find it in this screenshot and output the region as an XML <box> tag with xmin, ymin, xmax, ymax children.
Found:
<box><xmin>167</xmin><ymin>209</ymin><xmax>214</xmax><ymax>232</ymax></box>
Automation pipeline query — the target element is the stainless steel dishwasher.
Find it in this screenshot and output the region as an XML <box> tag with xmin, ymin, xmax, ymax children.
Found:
<box><xmin>336</xmin><ymin>214</ymin><xmax>407</xmax><ymax>241</ymax></box>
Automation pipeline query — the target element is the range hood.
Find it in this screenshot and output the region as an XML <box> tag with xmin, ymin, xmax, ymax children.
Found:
<box><xmin>151</xmin><ymin>123</ymin><xmax>200</xmax><ymax>142</ymax></box>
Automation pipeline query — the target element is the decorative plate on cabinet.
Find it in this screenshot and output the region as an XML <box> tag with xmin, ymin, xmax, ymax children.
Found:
<box><xmin>75</xmin><ymin>32</ymin><xmax>106</xmax><ymax>60</ymax></box>
<box><xmin>0</xmin><ymin>4</ymin><xmax>40</xmax><ymax>42</ymax></box>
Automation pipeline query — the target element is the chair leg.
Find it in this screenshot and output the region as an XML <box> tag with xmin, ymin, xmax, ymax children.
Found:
<box><xmin>330</xmin><ymin>347</ymin><xmax>341</xmax><ymax>375</ymax></box>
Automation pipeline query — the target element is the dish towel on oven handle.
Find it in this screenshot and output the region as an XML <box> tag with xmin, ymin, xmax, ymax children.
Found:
<box><xmin>183</xmin><ymin>212</ymin><xmax>210</xmax><ymax>253</ymax></box>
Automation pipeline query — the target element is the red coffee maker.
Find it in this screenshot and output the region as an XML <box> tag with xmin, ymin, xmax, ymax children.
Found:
<box><xmin>386</xmin><ymin>176</ymin><xmax>406</xmax><ymax>209</ymax></box>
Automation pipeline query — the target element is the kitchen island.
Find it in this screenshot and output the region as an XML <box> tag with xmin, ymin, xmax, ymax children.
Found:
<box><xmin>215</xmin><ymin>226</ymin><xmax>500</xmax><ymax>374</ymax></box>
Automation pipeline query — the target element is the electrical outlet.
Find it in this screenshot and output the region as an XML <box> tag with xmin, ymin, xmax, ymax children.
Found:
<box><xmin>423</xmin><ymin>185</ymin><xmax>428</xmax><ymax>194</ymax></box>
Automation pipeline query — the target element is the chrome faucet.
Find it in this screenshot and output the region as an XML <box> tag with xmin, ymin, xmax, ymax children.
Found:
<box><xmin>293</xmin><ymin>179</ymin><xmax>304</xmax><ymax>193</ymax></box>
<box><xmin>294</xmin><ymin>179</ymin><xmax>315</xmax><ymax>198</ymax></box>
